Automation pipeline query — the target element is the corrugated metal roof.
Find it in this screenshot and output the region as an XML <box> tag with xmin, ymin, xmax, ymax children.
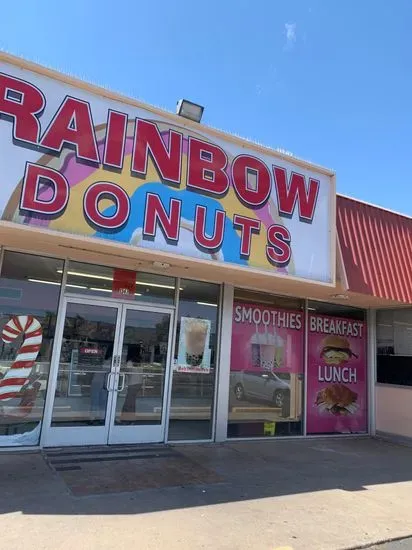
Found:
<box><xmin>337</xmin><ymin>195</ymin><xmax>412</xmax><ymax>304</ymax></box>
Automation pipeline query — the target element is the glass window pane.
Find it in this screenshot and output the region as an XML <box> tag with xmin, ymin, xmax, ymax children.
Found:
<box><xmin>0</xmin><ymin>252</ymin><xmax>63</xmax><ymax>446</ymax></box>
<box><xmin>65</xmin><ymin>261</ymin><xmax>175</xmax><ymax>305</ymax></box>
<box><xmin>377</xmin><ymin>308</ymin><xmax>412</xmax><ymax>386</ymax></box>
<box><xmin>228</xmin><ymin>294</ymin><xmax>304</xmax><ymax>438</ymax></box>
<box><xmin>377</xmin><ymin>309</ymin><xmax>394</xmax><ymax>356</ymax></box>
<box><xmin>168</xmin><ymin>280</ymin><xmax>220</xmax><ymax>441</ymax></box>
<box><xmin>308</xmin><ymin>300</ymin><xmax>365</xmax><ymax>321</ymax></box>
<box><xmin>135</xmin><ymin>272</ymin><xmax>176</xmax><ymax>305</ymax></box>
<box><xmin>115</xmin><ymin>310</ymin><xmax>171</xmax><ymax>425</ymax></box>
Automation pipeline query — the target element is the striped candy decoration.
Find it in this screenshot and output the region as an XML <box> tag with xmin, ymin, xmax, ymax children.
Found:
<box><xmin>0</xmin><ymin>315</ymin><xmax>43</xmax><ymax>401</ymax></box>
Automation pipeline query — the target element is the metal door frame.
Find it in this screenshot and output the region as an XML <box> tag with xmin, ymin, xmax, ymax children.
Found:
<box><xmin>107</xmin><ymin>303</ymin><xmax>175</xmax><ymax>445</ymax></box>
<box><xmin>41</xmin><ymin>296</ymin><xmax>175</xmax><ymax>447</ymax></box>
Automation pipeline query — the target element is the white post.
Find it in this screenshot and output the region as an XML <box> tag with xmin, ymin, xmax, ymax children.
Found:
<box><xmin>367</xmin><ymin>308</ymin><xmax>377</xmax><ymax>436</ymax></box>
<box><xmin>214</xmin><ymin>283</ymin><xmax>234</xmax><ymax>442</ymax></box>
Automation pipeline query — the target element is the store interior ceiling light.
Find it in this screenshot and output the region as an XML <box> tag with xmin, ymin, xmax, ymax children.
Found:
<box><xmin>89</xmin><ymin>287</ymin><xmax>112</xmax><ymax>293</ymax></box>
<box><xmin>66</xmin><ymin>284</ymin><xmax>89</xmax><ymax>290</ymax></box>
<box><xmin>135</xmin><ymin>281</ymin><xmax>175</xmax><ymax>290</ymax></box>
<box><xmin>196</xmin><ymin>301</ymin><xmax>217</xmax><ymax>307</ymax></box>
<box><xmin>176</xmin><ymin>99</ymin><xmax>204</xmax><ymax>123</ymax></box>
<box><xmin>28</xmin><ymin>278</ymin><xmax>87</xmax><ymax>289</ymax></box>
<box><xmin>89</xmin><ymin>287</ymin><xmax>142</xmax><ymax>296</ymax></box>
<box><xmin>28</xmin><ymin>278</ymin><xmax>60</xmax><ymax>286</ymax></box>
<box><xmin>30</xmin><ymin>277</ymin><xmax>151</xmax><ymax>297</ymax></box>
<box><xmin>57</xmin><ymin>269</ymin><xmax>112</xmax><ymax>281</ymax></box>
<box><xmin>57</xmin><ymin>269</ymin><xmax>181</xmax><ymax>290</ymax></box>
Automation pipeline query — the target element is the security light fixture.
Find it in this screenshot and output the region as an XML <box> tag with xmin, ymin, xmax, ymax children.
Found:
<box><xmin>176</xmin><ymin>99</ymin><xmax>204</xmax><ymax>123</ymax></box>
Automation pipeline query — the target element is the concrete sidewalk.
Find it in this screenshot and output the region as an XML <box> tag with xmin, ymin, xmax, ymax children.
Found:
<box><xmin>2</xmin><ymin>437</ymin><xmax>412</xmax><ymax>550</ymax></box>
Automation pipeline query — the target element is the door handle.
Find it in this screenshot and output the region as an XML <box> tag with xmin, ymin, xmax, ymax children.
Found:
<box><xmin>117</xmin><ymin>373</ymin><xmax>126</xmax><ymax>392</ymax></box>
<box><xmin>104</xmin><ymin>372</ymin><xmax>114</xmax><ymax>391</ymax></box>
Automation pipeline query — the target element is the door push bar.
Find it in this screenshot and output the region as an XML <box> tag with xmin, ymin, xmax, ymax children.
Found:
<box><xmin>105</xmin><ymin>355</ymin><xmax>126</xmax><ymax>392</ymax></box>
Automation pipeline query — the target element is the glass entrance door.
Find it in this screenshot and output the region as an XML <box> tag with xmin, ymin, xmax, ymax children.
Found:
<box><xmin>43</xmin><ymin>298</ymin><xmax>173</xmax><ymax>447</ymax></box>
<box><xmin>109</xmin><ymin>307</ymin><xmax>173</xmax><ymax>444</ymax></box>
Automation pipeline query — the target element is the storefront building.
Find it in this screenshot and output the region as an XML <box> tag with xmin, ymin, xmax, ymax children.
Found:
<box><xmin>0</xmin><ymin>53</ymin><xmax>409</xmax><ymax>449</ymax></box>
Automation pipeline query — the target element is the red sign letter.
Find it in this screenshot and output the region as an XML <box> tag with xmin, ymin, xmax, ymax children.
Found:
<box><xmin>266</xmin><ymin>224</ymin><xmax>291</xmax><ymax>267</ymax></box>
<box><xmin>232</xmin><ymin>155</ymin><xmax>271</xmax><ymax>207</ymax></box>
<box><xmin>20</xmin><ymin>163</ymin><xmax>69</xmax><ymax>215</ymax></box>
<box><xmin>0</xmin><ymin>73</ymin><xmax>45</xmax><ymax>144</ymax></box>
<box><xmin>41</xmin><ymin>96</ymin><xmax>100</xmax><ymax>163</ymax></box>
<box><xmin>194</xmin><ymin>206</ymin><xmax>225</xmax><ymax>251</ymax></box>
<box><xmin>273</xmin><ymin>166</ymin><xmax>319</xmax><ymax>222</ymax></box>
<box><xmin>132</xmin><ymin>119</ymin><xmax>182</xmax><ymax>184</ymax></box>
<box><xmin>233</xmin><ymin>214</ymin><xmax>261</xmax><ymax>258</ymax></box>
<box><xmin>103</xmin><ymin>110</ymin><xmax>128</xmax><ymax>169</ymax></box>
<box><xmin>83</xmin><ymin>182</ymin><xmax>130</xmax><ymax>229</ymax></box>
<box><xmin>187</xmin><ymin>137</ymin><xmax>229</xmax><ymax>196</ymax></box>
<box><xmin>143</xmin><ymin>193</ymin><xmax>181</xmax><ymax>242</ymax></box>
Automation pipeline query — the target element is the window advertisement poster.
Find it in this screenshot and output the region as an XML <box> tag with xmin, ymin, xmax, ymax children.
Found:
<box><xmin>176</xmin><ymin>317</ymin><xmax>211</xmax><ymax>373</ymax></box>
<box><xmin>0</xmin><ymin>314</ymin><xmax>44</xmax><ymax>446</ymax></box>
<box><xmin>229</xmin><ymin>302</ymin><xmax>304</xmax><ymax>421</ymax></box>
<box><xmin>306</xmin><ymin>314</ymin><xmax>367</xmax><ymax>434</ymax></box>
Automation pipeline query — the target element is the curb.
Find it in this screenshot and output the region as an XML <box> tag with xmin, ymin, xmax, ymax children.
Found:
<box><xmin>343</xmin><ymin>535</ymin><xmax>412</xmax><ymax>549</ymax></box>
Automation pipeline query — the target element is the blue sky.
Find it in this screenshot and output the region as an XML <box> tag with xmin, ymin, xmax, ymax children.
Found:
<box><xmin>1</xmin><ymin>0</ymin><xmax>411</xmax><ymax>214</ymax></box>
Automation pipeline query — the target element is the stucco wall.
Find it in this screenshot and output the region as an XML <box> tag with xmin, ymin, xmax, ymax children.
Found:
<box><xmin>376</xmin><ymin>384</ymin><xmax>412</xmax><ymax>438</ymax></box>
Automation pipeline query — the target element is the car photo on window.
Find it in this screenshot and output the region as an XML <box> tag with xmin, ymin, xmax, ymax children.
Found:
<box><xmin>231</xmin><ymin>370</ymin><xmax>290</xmax><ymax>408</ymax></box>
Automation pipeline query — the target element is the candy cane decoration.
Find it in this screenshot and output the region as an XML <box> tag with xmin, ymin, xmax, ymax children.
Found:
<box><xmin>0</xmin><ymin>315</ymin><xmax>43</xmax><ymax>400</ymax></box>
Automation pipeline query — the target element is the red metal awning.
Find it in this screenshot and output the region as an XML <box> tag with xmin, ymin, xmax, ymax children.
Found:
<box><xmin>337</xmin><ymin>195</ymin><xmax>412</xmax><ymax>304</ymax></box>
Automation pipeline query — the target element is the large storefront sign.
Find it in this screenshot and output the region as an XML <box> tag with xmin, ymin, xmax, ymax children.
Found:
<box><xmin>0</xmin><ymin>56</ymin><xmax>335</xmax><ymax>283</ymax></box>
<box><xmin>306</xmin><ymin>314</ymin><xmax>367</xmax><ymax>434</ymax></box>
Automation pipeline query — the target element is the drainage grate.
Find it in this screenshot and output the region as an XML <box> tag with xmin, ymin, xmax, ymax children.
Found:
<box><xmin>44</xmin><ymin>445</ymin><xmax>177</xmax><ymax>469</ymax></box>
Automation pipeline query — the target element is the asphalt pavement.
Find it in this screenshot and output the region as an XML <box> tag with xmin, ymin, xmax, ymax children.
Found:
<box><xmin>368</xmin><ymin>539</ymin><xmax>412</xmax><ymax>549</ymax></box>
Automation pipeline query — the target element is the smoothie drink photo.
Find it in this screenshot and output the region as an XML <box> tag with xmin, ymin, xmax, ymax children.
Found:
<box><xmin>184</xmin><ymin>318</ymin><xmax>209</xmax><ymax>367</ymax></box>
<box><xmin>251</xmin><ymin>331</ymin><xmax>284</xmax><ymax>371</ymax></box>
